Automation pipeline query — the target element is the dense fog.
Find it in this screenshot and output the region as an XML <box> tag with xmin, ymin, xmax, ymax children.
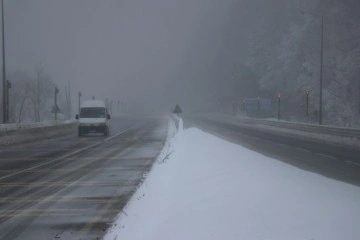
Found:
<box><xmin>1</xmin><ymin>0</ymin><xmax>360</xmax><ymax>126</ymax></box>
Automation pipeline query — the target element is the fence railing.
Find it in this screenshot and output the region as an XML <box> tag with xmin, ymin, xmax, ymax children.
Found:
<box><xmin>236</xmin><ymin>118</ymin><xmax>360</xmax><ymax>140</ymax></box>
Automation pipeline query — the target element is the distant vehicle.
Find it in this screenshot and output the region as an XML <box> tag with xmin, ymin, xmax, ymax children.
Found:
<box><xmin>75</xmin><ymin>100</ymin><xmax>111</xmax><ymax>137</ymax></box>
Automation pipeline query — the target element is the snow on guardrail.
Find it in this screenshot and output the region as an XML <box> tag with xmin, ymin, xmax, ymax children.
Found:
<box><xmin>0</xmin><ymin>120</ymin><xmax>76</xmax><ymax>132</ymax></box>
<box><xmin>194</xmin><ymin>114</ymin><xmax>360</xmax><ymax>149</ymax></box>
<box><xmin>237</xmin><ymin>118</ymin><xmax>360</xmax><ymax>140</ymax></box>
<box><xmin>0</xmin><ymin>120</ymin><xmax>77</xmax><ymax>146</ymax></box>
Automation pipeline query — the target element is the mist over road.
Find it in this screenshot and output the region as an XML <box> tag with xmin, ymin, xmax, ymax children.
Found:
<box><xmin>0</xmin><ymin>116</ymin><xmax>168</xmax><ymax>240</ymax></box>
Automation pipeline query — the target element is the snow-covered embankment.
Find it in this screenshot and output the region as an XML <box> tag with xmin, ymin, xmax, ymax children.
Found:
<box><xmin>104</xmin><ymin>116</ymin><xmax>360</xmax><ymax>240</ymax></box>
<box><xmin>0</xmin><ymin>120</ymin><xmax>77</xmax><ymax>146</ymax></box>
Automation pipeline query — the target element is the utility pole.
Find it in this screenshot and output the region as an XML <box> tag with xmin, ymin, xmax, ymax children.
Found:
<box><xmin>6</xmin><ymin>79</ymin><xmax>10</xmax><ymax>122</ymax></box>
<box><xmin>54</xmin><ymin>87</ymin><xmax>59</xmax><ymax>120</ymax></box>
<box><xmin>319</xmin><ymin>16</ymin><xmax>324</xmax><ymax>125</ymax></box>
<box><xmin>36</xmin><ymin>68</ymin><xmax>41</xmax><ymax>122</ymax></box>
<box><xmin>64</xmin><ymin>81</ymin><xmax>72</xmax><ymax>119</ymax></box>
<box><xmin>65</xmin><ymin>85</ymin><xmax>69</xmax><ymax>118</ymax></box>
<box><xmin>67</xmin><ymin>80</ymin><xmax>71</xmax><ymax>118</ymax></box>
<box><xmin>110</xmin><ymin>100</ymin><xmax>113</xmax><ymax>114</ymax></box>
<box><xmin>1</xmin><ymin>0</ymin><xmax>6</xmax><ymax>123</ymax></box>
<box><xmin>78</xmin><ymin>91</ymin><xmax>82</xmax><ymax>115</ymax></box>
<box><xmin>300</xmin><ymin>10</ymin><xmax>324</xmax><ymax>125</ymax></box>
<box><xmin>277</xmin><ymin>93</ymin><xmax>281</xmax><ymax>121</ymax></box>
<box><xmin>305</xmin><ymin>89</ymin><xmax>310</xmax><ymax>117</ymax></box>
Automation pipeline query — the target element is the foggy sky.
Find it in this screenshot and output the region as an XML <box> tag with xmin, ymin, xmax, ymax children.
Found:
<box><xmin>5</xmin><ymin>0</ymin><xmax>293</xmax><ymax>114</ymax></box>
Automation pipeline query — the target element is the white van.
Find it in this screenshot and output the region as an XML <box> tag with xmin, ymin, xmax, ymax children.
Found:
<box><xmin>75</xmin><ymin>100</ymin><xmax>111</xmax><ymax>136</ymax></box>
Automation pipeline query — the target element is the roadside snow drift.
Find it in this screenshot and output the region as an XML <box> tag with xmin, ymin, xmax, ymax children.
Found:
<box><xmin>104</xmin><ymin>126</ymin><xmax>360</xmax><ymax>240</ymax></box>
<box><xmin>0</xmin><ymin>120</ymin><xmax>77</xmax><ymax>146</ymax></box>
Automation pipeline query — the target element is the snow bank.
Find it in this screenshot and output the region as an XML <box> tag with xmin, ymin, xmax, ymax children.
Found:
<box><xmin>0</xmin><ymin>120</ymin><xmax>77</xmax><ymax>146</ymax></box>
<box><xmin>104</xmin><ymin>124</ymin><xmax>360</xmax><ymax>240</ymax></box>
<box><xmin>155</xmin><ymin>114</ymin><xmax>182</xmax><ymax>165</ymax></box>
<box><xmin>0</xmin><ymin>120</ymin><xmax>75</xmax><ymax>132</ymax></box>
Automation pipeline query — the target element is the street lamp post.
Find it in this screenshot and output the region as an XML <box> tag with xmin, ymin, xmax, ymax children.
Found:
<box><xmin>1</xmin><ymin>0</ymin><xmax>6</xmax><ymax>123</ymax></box>
<box><xmin>301</xmin><ymin>10</ymin><xmax>324</xmax><ymax>125</ymax></box>
<box><xmin>78</xmin><ymin>91</ymin><xmax>82</xmax><ymax>115</ymax></box>
<box><xmin>277</xmin><ymin>93</ymin><xmax>281</xmax><ymax>120</ymax></box>
<box><xmin>54</xmin><ymin>87</ymin><xmax>59</xmax><ymax>120</ymax></box>
<box><xmin>319</xmin><ymin>16</ymin><xmax>324</xmax><ymax>125</ymax></box>
<box><xmin>6</xmin><ymin>79</ymin><xmax>10</xmax><ymax>122</ymax></box>
<box><xmin>305</xmin><ymin>89</ymin><xmax>311</xmax><ymax>117</ymax></box>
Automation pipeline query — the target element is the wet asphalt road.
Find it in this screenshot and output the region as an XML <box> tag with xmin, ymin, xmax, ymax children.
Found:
<box><xmin>0</xmin><ymin>116</ymin><xmax>168</xmax><ymax>240</ymax></box>
<box><xmin>185</xmin><ymin>116</ymin><xmax>360</xmax><ymax>187</ymax></box>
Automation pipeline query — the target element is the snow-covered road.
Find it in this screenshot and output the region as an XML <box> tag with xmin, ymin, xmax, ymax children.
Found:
<box><xmin>0</xmin><ymin>116</ymin><xmax>168</xmax><ymax>240</ymax></box>
<box><xmin>105</xmin><ymin>121</ymin><xmax>360</xmax><ymax>240</ymax></box>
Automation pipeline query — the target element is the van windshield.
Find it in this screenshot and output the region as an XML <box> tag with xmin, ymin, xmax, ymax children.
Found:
<box><xmin>80</xmin><ymin>107</ymin><xmax>106</xmax><ymax>118</ymax></box>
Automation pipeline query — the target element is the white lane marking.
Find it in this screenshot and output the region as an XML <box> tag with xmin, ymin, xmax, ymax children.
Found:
<box><xmin>345</xmin><ymin>161</ymin><xmax>360</xmax><ymax>166</ymax></box>
<box><xmin>0</xmin><ymin>127</ymin><xmax>134</xmax><ymax>181</ymax></box>
<box><xmin>276</xmin><ymin>143</ymin><xmax>289</xmax><ymax>148</ymax></box>
<box><xmin>0</xmin><ymin>181</ymin><xmax>122</xmax><ymax>187</ymax></box>
<box><xmin>0</xmin><ymin>209</ymin><xmax>123</xmax><ymax>217</ymax></box>
<box><xmin>261</xmin><ymin>139</ymin><xmax>274</xmax><ymax>145</ymax></box>
<box><xmin>295</xmin><ymin>147</ymin><xmax>311</xmax><ymax>153</ymax></box>
<box><xmin>104</xmin><ymin>127</ymin><xmax>134</xmax><ymax>142</ymax></box>
<box><xmin>0</xmin><ymin>142</ymin><xmax>102</xmax><ymax>181</ymax></box>
<box><xmin>238</xmin><ymin>133</ymin><xmax>250</xmax><ymax>137</ymax></box>
<box><xmin>316</xmin><ymin>153</ymin><xmax>337</xmax><ymax>160</ymax></box>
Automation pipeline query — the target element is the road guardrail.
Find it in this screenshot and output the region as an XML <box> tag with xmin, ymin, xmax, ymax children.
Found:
<box><xmin>0</xmin><ymin>120</ymin><xmax>77</xmax><ymax>145</ymax></box>
<box><xmin>237</xmin><ymin>118</ymin><xmax>360</xmax><ymax>140</ymax></box>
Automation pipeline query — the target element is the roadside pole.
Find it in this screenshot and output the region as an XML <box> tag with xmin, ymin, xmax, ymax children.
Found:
<box><xmin>78</xmin><ymin>91</ymin><xmax>82</xmax><ymax>115</ymax></box>
<box><xmin>6</xmin><ymin>79</ymin><xmax>10</xmax><ymax>122</ymax></box>
<box><xmin>1</xmin><ymin>0</ymin><xmax>6</xmax><ymax>123</ymax></box>
<box><xmin>305</xmin><ymin>89</ymin><xmax>310</xmax><ymax>117</ymax></box>
<box><xmin>55</xmin><ymin>87</ymin><xmax>59</xmax><ymax>120</ymax></box>
<box><xmin>277</xmin><ymin>93</ymin><xmax>281</xmax><ymax>121</ymax></box>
